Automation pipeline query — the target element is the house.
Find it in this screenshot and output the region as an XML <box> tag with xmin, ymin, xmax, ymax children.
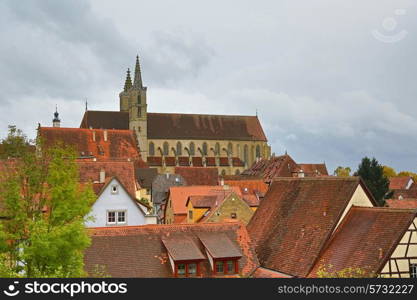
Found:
<box><xmin>165</xmin><ymin>185</ymin><xmax>242</xmax><ymax>224</ymax></box>
<box><xmin>135</xmin><ymin>167</ymin><xmax>158</xmax><ymax>204</ymax></box>
<box><xmin>174</xmin><ymin>167</ymin><xmax>219</xmax><ymax>186</ymax></box>
<box><xmin>85</xmin><ymin>177</ymin><xmax>157</xmax><ymax>227</ymax></box>
<box><xmin>185</xmin><ymin>188</ymin><xmax>256</xmax><ymax>225</ymax></box>
<box><xmin>84</xmin><ymin>222</ymin><xmax>259</xmax><ymax>277</ymax></box>
<box><xmin>152</xmin><ymin>173</ymin><xmax>186</xmax><ymax>223</ymax></box>
<box><xmin>389</xmin><ymin>176</ymin><xmax>414</xmax><ymax>190</ymax></box>
<box><xmin>223</xmin><ymin>178</ymin><xmax>269</xmax><ymax>210</ymax></box>
<box><xmin>247</xmin><ymin>177</ymin><xmax>377</xmax><ymax>277</ymax></box>
<box><xmin>308</xmin><ymin>207</ymin><xmax>417</xmax><ymax>278</ymax></box>
<box><xmin>241</xmin><ymin>154</ymin><xmax>328</xmax><ymax>183</ymax></box>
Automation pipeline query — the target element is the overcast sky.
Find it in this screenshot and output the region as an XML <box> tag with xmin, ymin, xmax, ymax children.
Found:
<box><xmin>1</xmin><ymin>0</ymin><xmax>416</xmax><ymax>173</ymax></box>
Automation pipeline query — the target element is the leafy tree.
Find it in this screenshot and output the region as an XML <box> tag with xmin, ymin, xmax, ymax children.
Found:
<box><xmin>354</xmin><ymin>157</ymin><xmax>389</xmax><ymax>206</ymax></box>
<box><xmin>382</xmin><ymin>165</ymin><xmax>397</xmax><ymax>178</ymax></box>
<box><xmin>333</xmin><ymin>166</ymin><xmax>351</xmax><ymax>177</ymax></box>
<box><xmin>0</xmin><ymin>125</ymin><xmax>33</xmax><ymax>159</ymax></box>
<box><xmin>0</xmin><ymin>127</ymin><xmax>96</xmax><ymax>277</ymax></box>
<box><xmin>316</xmin><ymin>264</ymin><xmax>375</xmax><ymax>278</ymax></box>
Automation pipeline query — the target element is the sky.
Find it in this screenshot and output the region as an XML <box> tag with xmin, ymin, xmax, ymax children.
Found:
<box><xmin>1</xmin><ymin>0</ymin><xmax>417</xmax><ymax>174</ymax></box>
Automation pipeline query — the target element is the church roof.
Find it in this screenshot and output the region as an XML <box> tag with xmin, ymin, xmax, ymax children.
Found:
<box><xmin>80</xmin><ymin>111</ymin><xmax>267</xmax><ymax>142</ymax></box>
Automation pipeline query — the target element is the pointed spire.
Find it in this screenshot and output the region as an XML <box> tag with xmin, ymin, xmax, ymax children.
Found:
<box><xmin>133</xmin><ymin>55</ymin><xmax>143</xmax><ymax>89</ymax></box>
<box><xmin>124</xmin><ymin>68</ymin><xmax>132</xmax><ymax>91</ymax></box>
<box><xmin>53</xmin><ymin>105</ymin><xmax>61</xmax><ymax>128</ymax></box>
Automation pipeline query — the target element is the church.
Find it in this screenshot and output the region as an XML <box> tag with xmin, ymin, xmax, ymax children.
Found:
<box><xmin>79</xmin><ymin>56</ymin><xmax>271</xmax><ymax>175</ymax></box>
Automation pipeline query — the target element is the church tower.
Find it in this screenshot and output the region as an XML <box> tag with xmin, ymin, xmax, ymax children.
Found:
<box><xmin>119</xmin><ymin>56</ymin><xmax>148</xmax><ymax>159</ymax></box>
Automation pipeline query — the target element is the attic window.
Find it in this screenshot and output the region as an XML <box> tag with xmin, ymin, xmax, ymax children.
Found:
<box><xmin>111</xmin><ymin>185</ymin><xmax>119</xmax><ymax>194</ymax></box>
<box><xmin>231</xmin><ymin>213</ymin><xmax>237</xmax><ymax>219</ymax></box>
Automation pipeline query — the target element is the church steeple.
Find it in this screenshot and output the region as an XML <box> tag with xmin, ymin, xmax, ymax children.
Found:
<box><xmin>53</xmin><ymin>106</ymin><xmax>61</xmax><ymax>128</ymax></box>
<box><xmin>124</xmin><ymin>68</ymin><xmax>132</xmax><ymax>91</ymax></box>
<box><xmin>133</xmin><ymin>55</ymin><xmax>143</xmax><ymax>89</ymax></box>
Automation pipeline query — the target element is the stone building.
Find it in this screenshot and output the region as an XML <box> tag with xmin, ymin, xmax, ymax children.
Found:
<box><xmin>80</xmin><ymin>56</ymin><xmax>271</xmax><ymax>175</ymax></box>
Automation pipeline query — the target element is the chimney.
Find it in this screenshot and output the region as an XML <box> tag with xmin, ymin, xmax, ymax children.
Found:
<box><xmin>99</xmin><ymin>169</ymin><xmax>105</xmax><ymax>183</ymax></box>
<box><xmin>103</xmin><ymin>130</ymin><xmax>108</xmax><ymax>142</ymax></box>
<box><xmin>220</xmin><ymin>178</ymin><xmax>225</xmax><ymax>186</ymax></box>
<box><xmin>92</xmin><ymin>131</ymin><xmax>96</xmax><ymax>142</ymax></box>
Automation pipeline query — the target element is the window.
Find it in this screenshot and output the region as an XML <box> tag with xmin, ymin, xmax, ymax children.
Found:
<box><xmin>228</xmin><ymin>142</ymin><xmax>233</xmax><ymax>155</ymax></box>
<box><xmin>146</xmin><ymin>189</ymin><xmax>150</xmax><ymax>195</ymax></box>
<box><xmin>226</xmin><ymin>261</ymin><xmax>234</xmax><ymax>274</ymax></box>
<box><xmin>243</xmin><ymin>145</ymin><xmax>249</xmax><ymax>163</ymax></box>
<box><xmin>111</xmin><ymin>185</ymin><xmax>119</xmax><ymax>194</ymax></box>
<box><xmin>256</xmin><ymin>145</ymin><xmax>261</xmax><ymax>158</ymax></box>
<box><xmin>235</xmin><ymin>169</ymin><xmax>240</xmax><ymax>175</ymax></box>
<box><xmin>231</xmin><ymin>212</ymin><xmax>237</xmax><ymax>219</ymax></box>
<box><xmin>138</xmin><ymin>107</ymin><xmax>142</xmax><ymax>118</ymax></box>
<box><xmin>215</xmin><ymin>261</ymin><xmax>224</xmax><ymax>273</ymax></box>
<box><xmin>188</xmin><ymin>263</ymin><xmax>197</xmax><ymax>275</ymax></box>
<box><xmin>189</xmin><ymin>142</ymin><xmax>195</xmax><ymax>155</ymax></box>
<box><xmin>137</xmin><ymin>95</ymin><xmax>141</xmax><ymax>104</ymax></box>
<box><xmin>149</xmin><ymin>142</ymin><xmax>155</xmax><ymax>156</ymax></box>
<box><xmin>202</xmin><ymin>142</ymin><xmax>208</xmax><ymax>156</ymax></box>
<box><xmin>221</xmin><ymin>169</ymin><xmax>226</xmax><ymax>176</ymax></box>
<box><xmin>163</xmin><ymin>142</ymin><xmax>169</xmax><ymax>156</ymax></box>
<box><xmin>175</xmin><ymin>262</ymin><xmax>199</xmax><ymax>277</ymax></box>
<box><xmin>188</xmin><ymin>210</ymin><xmax>193</xmax><ymax>220</ymax></box>
<box><xmin>215</xmin><ymin>143</ymin><xmax>220</xmax><ymax>156</ymax></box>
<box><xmin>176</xmin><ymin>142</ymin><xmax>182</xmax><ymax>156</ymax></box>
<box><xmin>411</xmin><ymin>264</ymin><xmax>417</xmax><ymax>278</ymax></box>
<box><xmin>177</xmin><ymin>264</ymin><xmax>186</xmax><ymax>276</ymax></box>
<box><xmin>107</xmin><ymin>211</ymin><xmax>126</xmax><ymax>225</ymax></box>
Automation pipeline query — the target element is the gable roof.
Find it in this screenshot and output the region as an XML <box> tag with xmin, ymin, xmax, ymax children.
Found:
<box><xmin>175</xmin><ymin>167</ymin><xmax>219</xmax><ymax>186</ymax></box>
<box><xmin>136</xmin><ymin>168</ymin><xmax>158</xmax><ymax>189</ymax></box>
<box><xmin>162</xmin><ymin>235</ymin><xmax>206</xmax><ymax>261</ymax></box>
<box><xmin>38</xmin><ymin>127</ymin><xmax>142</xmax><ymax>162</ymax></box>
<box><xmin>308</xmin><ymin>207</ymin><xmax>417</xmax><ymax>277</ymax></box>
<box><xmin>298</xmin><ymin>163</ymin><xmax>329</xmax><ymax>176</ymax></box>
<box><xmin>80</xmin><ymin>111</ymin><xmax>267</xmax><ymax>141</ymax></box>
<box><xmin>169</xmin><ymin>185</ymin><xmax>242</xmax><ymax>216</ymax></box>
<box><xmin>247</xmin><ymin>177</ymin><xmax>373</xmax><ymax>277</ymax></box>
<box><xmin>84</xmin><ymin>222</ymin><xmax>259</xmax><ymax>277</ymax></box>
<box><xmin>77</xmin><ymin>160</ymin><xmax>137</xmax><ymax>198</ymax></box>
<box><xmin>389</xmin><ymin>176</ymin><xmax>414</xmax><ymax>190</ymax></box>
<box><xmin>242</xmin><ymin>155</ymin><xmax>299</xmax><ymax>182</ymax></box>
<box><xmin>199</xmin><ymin>232</ymin><xmax>242</xmax><ymax>259</ymax></box>
<box><xmin>224</xmin><ymin>179</ymin><xmax>269</xmax><ymax>196</ymax></box>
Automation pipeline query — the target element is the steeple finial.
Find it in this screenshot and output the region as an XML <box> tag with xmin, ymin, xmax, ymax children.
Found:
<box><xmin>124</xmin><ymin>68</ymin><xmax>133</xmax><ymax>91</ymax></box>
<box><xmin>133</xmin><ymin>55</ymin><xmax>143</xmax><ymax>89</ymax></box>
<box><xmin>53</xmin><ymin>105</ymin><xmax>61</xmax><ymax>128</ymax></box>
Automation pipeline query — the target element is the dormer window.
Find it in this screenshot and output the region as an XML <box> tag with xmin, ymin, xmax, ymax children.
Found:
<box><xmin>111</xmin><ymin>185</ymin><xmax>119</xmax><ymax>194</ymax></box>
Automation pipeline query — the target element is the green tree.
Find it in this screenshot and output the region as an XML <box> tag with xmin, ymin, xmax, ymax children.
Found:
<box><xmin>0</xmin><ymin>127</ymin><xmax>96</xmax><ymax>277</ymax></box>
<box><xmin>397</xmin><ymin>171</ymin><xmax>417</xmax><ymax>182</ymax></box>
<box><xmin>0</xmin><ymin>125</ymin><xmax>33</xmax><ymax>159</ymax></box>
<box><xmin>383</xmin><ymin>165</ymin><xmax>397</xmax><ymax>178</ymax></box>
<box><xmin>333</xmin><ymin>166</ymin><xmax>351</xmax><ymax>177</ymax></box>
<box><xmin>354</xmin><ymin>157</ymin><xmax>389</xmax><ymax>206</ymax></box>
<box><xmin>316</xmin><ymin>264</ymin><xmax>375</xmax><ymax>278</ymax></box>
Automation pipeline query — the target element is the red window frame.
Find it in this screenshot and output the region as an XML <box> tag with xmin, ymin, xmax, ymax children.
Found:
<box><xmin>212</xmin><ymin>258</ymin><xmax>239</xmax><ymax>275</ymax></box>
<box><xmin>174</xmin><ymin>261</ymin><xmax>201</xmax><ymax>277</ymax></box>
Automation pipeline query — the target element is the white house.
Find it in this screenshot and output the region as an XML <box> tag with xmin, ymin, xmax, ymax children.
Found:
<box><xmin>85</xmin><ymin>177</ymin><xmax>157</xmax><ymax>227</ymax></box>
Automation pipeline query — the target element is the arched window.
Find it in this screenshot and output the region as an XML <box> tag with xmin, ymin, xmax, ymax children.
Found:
<box><xmin>235</xmin><ymin>169</ymin><xmax>241</xmax><ymax>175</ymax></box>
<box><xmin>137</xmin><ymin>95</ymin><xmax>141</xmax><ymax>104</ymax></box>
<box><xmin>228</xmin><ymin>142</ymin><xmax>233</xmax><ymax>155</ymax></box>
<box><xmin>176</xmin><ymin>142</ymin><xmax>182</xmax><ymax>156</ymax></box>
<box><xmin>215</xmin><ymin>143</ymin><xmax>220</xmax><ymax>156</ymax></box>
<box><xmin>256</xmin><ymin>145</ymin><xmax>261</xmax><ymax>158</ymax></box>
<box><xmin>221</xmin><ymin>169</ymin><xmax>227</xmax><ymax>176</ymax></box>
<box><xmin>244</xmin><ymin>145</ymin><xmax>249</xmax><ymax>163</ymax></box>
<box><xmin>189</xmin><ymin>142</ymin><xmax>195</xmax><ymax>155</ymax></box>
<box><xmin>163</xmin><ymin>142</ymin><xmax>169</xmax><ymax>156</ymax></box>
<box><xmin>202</xmin><ymin>142</ymin><xmax>208</xmax><ymax>156</ymax></box>
<box><xmin>149</xmin><ymin>142</ymin><xmax>155</xmax><ymax>156</ymax></box>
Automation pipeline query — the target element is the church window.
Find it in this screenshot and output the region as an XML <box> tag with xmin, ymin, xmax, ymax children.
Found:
<box><xmin>221</xmin><ymin>169</ymin><xmax>226</xmax><ymax>176</ymax></box>
<box><xmin>189</xmin><ymin>142</ymin><xmax>195</xmax><ymax>155</ymax></box>
<box><xmin>202</xmin><ymin>143</ymin><xmax>208</xmax><ymax>156</ymax></box>
<box><xmin>215</xmin><ymin>143</ymin><xmax>220</xmax><ymax>156</ymax></box>
<box><xmin>256</xmin><ymin>145</ymin><xmax>261</xmax><ymax>158</ymax></box>
<box><xmin>237</xmin><ymin>144</ymin><xmax>241</xmax><ymax>158</ymax></box>
<box><xmin>137</xmin><ymin>95</ymin><xmax>141</xmax><ymax>104</ymax></box>
<box><xmin>149</xmin><ymin>142</ymin><xmax>155</xmax><ymax>156</ymax></box>
<box><xmin>138</xmin><ymin>107</ymin><xmax>142</xmax><ymax>118</ymax></box>
<box><xmin>163</xmin><ymin>142</ymin><xmax>169</xmax><ymax>156</ymax></box>
<box><xmin>176</xmin><ymin>142</ymin><xmax>182</xmax><ymax>156</ymax></box>
<box><xmin>228</xmin><ymin>143</ymin><xmax>233</xmax><ymax>155</ymax></box>
<box><xmin>244</xmin><ymin>145</ymin><xmax>249</xmax><ymax>163</ymax></box>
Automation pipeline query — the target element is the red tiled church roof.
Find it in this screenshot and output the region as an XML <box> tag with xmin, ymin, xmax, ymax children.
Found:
<box><xmin>247</xmin><ymin>177</ymin><xmax>375</xmax><ymax>277</ymax></box>
<box><xmin>308</xmin><ymin>207</ymin><xmax>416</xmax><ymax>277</ymax></box>
<box><xmin>80</xmin><ymin>111</ymin><xmax>267</xmax><ymax>141</ymax></box>
<box><xmin>84</xmin><ymin>222</ymin><xmax>259</xmax><ymax>277</ymax></box>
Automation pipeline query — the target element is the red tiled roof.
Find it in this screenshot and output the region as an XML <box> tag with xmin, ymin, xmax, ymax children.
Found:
<box><xmin>199</xmin><ymin>232</ymin><xmax>242</xmax><ymax>259</ymax></box>
<box><xmin>175</xmin><ymin>167</ymin><xmax>219</xmax><ymax>186</ymax></box>
<box><xmin>80</xmin><ymin>111</ymin><xmax>267</xmax><ymax>141</ymax></box>
<box><xmin>77</xmin><ymin>160</ymin><xmax>137</xmax><ymax>197</ymax></box>
<box><xmin>392</xmin><ymin>188</ymin><xmax>417</xmax><ymax>200</ymax></box>
<box><xmin>308</xmin><ymin>207</ymin><xmax>417</xmax><ymax>277</ymax></box>
<box><xmin>387</xmin><ymin>199</ymin><xmax>417</xmax><ymax>209</ymax></box>
<box><xmin>188</xmin><ymin>195</ymin><xmax>218</xmax><ymax>208</ymax></box>
<box><xmin>38</xmin><ymin>127</ymin><xmax>141</xmax><ymax>162</ymax></box>
<box><xmin>162</xmin><ymin>235</ymin><xmax>206</xmax><ymax>261</ymax></box>
<box><xmin>191</xmin><ymin>157</ymin><xmax>203</xmax><ymax>167</ymax></box>
<box><xmin>242</xmin><ymin>155</ymin><xmax>299</xmax><ymax>182</ymax></box>
<box><xmin>178</xmin><ymin>157</ymin><xmax>190</xmax><ymax>166</ymax></box>
<box><xmin>232</xmin><ymin>157</ymin><xmax>245</xmax><ymax>167</ymax></box>
<box><xmin>224</xmin><ymin>179</ymin><xmax>269</xmax><ymax>196</ymax></box>
<box><xmin>147</xmin><ymin>156</ymin><xmax>163</xmax><ymax>166</ymax></box>
<box><xmin>219</xmin><ymin>157</ymin><xmax>230</xmax><ymax>166</ymax></box>
<box><xmin>206</xmin><ymin>157</ymin><xmax>216</xmax><ymax>167</ymax></box>
<box><xmin>389</xmin><ymin>177</ymin><xmax>413</xmax><ymax>190</ymax></box>
<box><xmin>165</xmin><ymin>157</ymin><xmax>176</xmax><ymax>167</ymax></box>
<box><xmin>247</xmin><ymin>177</ymin><xmax>373</xmax><ymax>277</ymax></box>
<box><xmin>298</xmin><ymin>164</ymin><xmax>329</xmax><ymax>176</ymax></box>
<box><xmin>84</xmin><ymin>222</ymin><xmax>259</xmax><ymax>277</ymax></box>
<box><xmin>252</xmin><ymin>267</ymin><xmax>293</xmax><ymax>278</ymax></box>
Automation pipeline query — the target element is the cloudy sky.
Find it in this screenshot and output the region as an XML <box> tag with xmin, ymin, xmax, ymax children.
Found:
<box><xmin>1</xmin><ymin>0</ymin><xmax>416</xmax><ymax>173</ymax></box>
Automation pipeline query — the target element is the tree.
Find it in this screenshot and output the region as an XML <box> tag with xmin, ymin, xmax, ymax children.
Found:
<box><xmin>316</xmin><ymin>264</ymin><xmax>375</xmax><ymax>278</ymax></box>
<box><xmin>397</xmin><ymin>171</ymin><xmax>417</xmax><ymax>183</ymax></box>
<box><xmin>354</xmin><ymin>157</ymin><xmax>389</xmax><ymax>206</ymax></box>
<box><xmin>333</xmin><ymin>166</ymin><xmax>351</xmax><ymax>177</ymax></box>
<box><xmin>0</xmin><ymin>125</ymin><xmax>33</xmax><ymax>159</ymax></box>
<box><xmin>382</xmin><ymin>165</ymin><xmax>397</xmax><ymax>178</ymax></box>
<box><xmin>0</xmin><ymin>127</ymin><xmax>96</xmax><ymax>277</ymax></box>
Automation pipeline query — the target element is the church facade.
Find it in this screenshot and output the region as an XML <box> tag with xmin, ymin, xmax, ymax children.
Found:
<box><xmin>80</xmin><ymin>56</ymin><xmax>271</xmax><ymax>175</ymax></box>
